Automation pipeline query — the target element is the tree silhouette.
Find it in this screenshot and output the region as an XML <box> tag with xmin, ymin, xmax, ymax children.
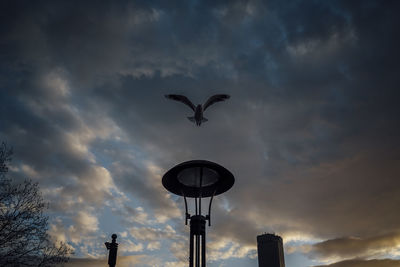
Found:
<box><xmin>0</xmin><ymin>142</ymin><xmax>72</xmax><ymax>266</ymax></box>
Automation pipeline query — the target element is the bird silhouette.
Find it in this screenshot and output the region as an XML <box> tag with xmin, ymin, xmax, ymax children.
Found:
<box><xmin>165</xmin><ymin>94</ymin><xmax>230</xmax><ymax>126</ymax></box>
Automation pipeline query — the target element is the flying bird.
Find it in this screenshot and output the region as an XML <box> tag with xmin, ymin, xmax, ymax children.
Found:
<box><xmin>165</xmin><ymin>94</ymin><xmax>230</xmax><ymax>126</ymax></box>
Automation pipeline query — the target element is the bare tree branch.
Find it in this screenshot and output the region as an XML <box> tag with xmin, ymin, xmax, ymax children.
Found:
<box><xmin>0</xmin><ymin>143</ymin><xmax>72</xmax><ymax>266</ymax></box>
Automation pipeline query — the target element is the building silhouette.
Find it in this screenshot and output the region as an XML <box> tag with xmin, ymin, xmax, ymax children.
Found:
<box><xmin>257</xmin><ymin>233</ymin><xmax>285</xmax><ymax>267</ymax></box>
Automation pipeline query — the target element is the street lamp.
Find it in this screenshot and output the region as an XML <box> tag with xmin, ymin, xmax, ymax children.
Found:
<box><xmin>162</xmin><ymin>160</ymin><xmax>234</xmax><ymax>267</ymax></box>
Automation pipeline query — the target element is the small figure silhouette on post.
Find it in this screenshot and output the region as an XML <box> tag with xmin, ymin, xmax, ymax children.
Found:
<box><xmin>105</xmin><ymin>234</ymin><xmax>118</xmax><ymax>267</ymax></box>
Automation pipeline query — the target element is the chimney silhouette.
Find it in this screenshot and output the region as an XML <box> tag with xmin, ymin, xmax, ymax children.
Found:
<box><xmin>257</xmin><ymin>233</ymin><xmax>285</xmax><ymax>267</ymax></box>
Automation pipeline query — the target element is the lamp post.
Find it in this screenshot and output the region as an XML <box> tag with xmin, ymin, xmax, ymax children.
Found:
<box><xmin>162</xmin><ymin>160</ymin><xmax>234</xmax><ymax>267</ymax></box>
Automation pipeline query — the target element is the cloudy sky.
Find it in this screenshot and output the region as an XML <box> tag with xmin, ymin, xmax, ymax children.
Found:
<box><xmin>1</xmin><ymin>1</ymin><xmax>400</xmax><ymax>266</ymax></box>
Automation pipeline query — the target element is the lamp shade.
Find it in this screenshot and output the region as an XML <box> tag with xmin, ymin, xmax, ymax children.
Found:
<box><xmin>162</xmin><ymin>160</ymin><xmax>234</xmax><ymax>198</ymax></box>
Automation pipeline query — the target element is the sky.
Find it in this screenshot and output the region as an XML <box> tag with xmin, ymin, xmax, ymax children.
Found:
<box><xmin>1</xmin><ymin>0</ymin><xmax>400</xmax><ymax>266</ymax></box>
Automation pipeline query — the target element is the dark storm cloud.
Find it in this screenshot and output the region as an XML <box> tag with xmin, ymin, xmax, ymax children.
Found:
<box><xmin>314</xmin><ymin>259</ymin><xmax>400</xmax><ymax>267</ymax></box>
<box><xmin>1</xmin><ymin>0</ymin><xmax>400</xmax><ymax>265</ymax></box>
<box><xmin>308</xmin><ymin>232</ymin><xmax>400</xmax><ymax>260</ymax></box>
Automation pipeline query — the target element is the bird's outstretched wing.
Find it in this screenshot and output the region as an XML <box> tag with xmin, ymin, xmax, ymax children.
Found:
<box><xmin>165</xmin><ymin>94</ymin><xmax>196</xmax><ymax>111</ymax></box>
<box><xmin>203</xmin><ymin>94</ymin><xmax>230</xmax><ymax>111</ymax></box>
